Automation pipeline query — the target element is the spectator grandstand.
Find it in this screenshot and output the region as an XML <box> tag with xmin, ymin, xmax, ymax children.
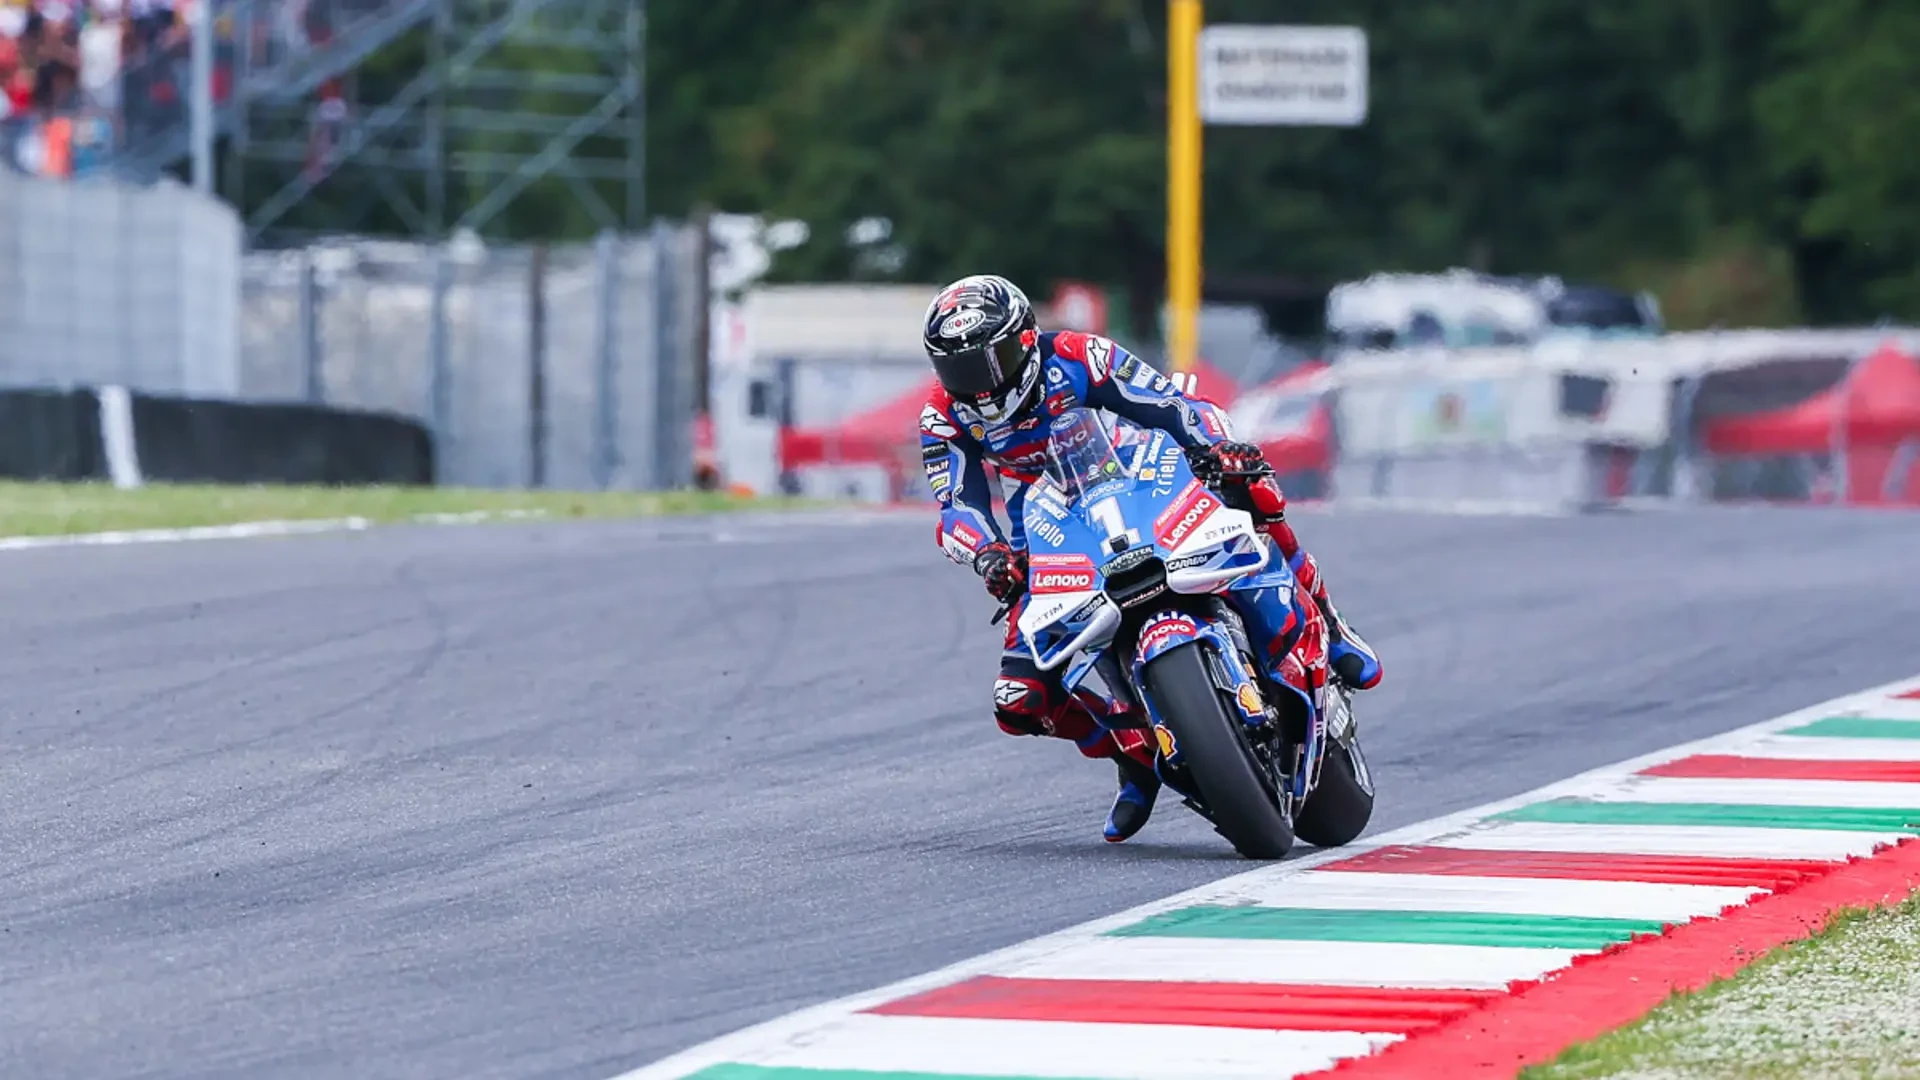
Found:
<box><xmin>1</xmin><ymin>0</ymin><xmax>354</xmax><ymax>179</ymax></box>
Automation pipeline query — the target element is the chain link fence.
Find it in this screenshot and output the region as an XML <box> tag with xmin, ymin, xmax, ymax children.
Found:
<box><xmin>240</xmin><ymin>226</ymin><xmax>702</xmax><ymax>489</ymax></box>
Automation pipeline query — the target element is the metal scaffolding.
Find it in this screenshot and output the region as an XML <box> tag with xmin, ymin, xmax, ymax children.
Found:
<box><xmin>232</xmin><ymin>0</ymin><xmax>646</xmax><ymax>246</ymax></box>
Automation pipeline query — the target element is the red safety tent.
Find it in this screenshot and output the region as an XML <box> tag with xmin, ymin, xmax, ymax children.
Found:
<box><xmin>1174</xmin><ymin>356</ymin><xmax>1241</xmax><ymax>408</ymax></box>
<box><xmin>1233</xmin><ymin>362</ymin><xmax>1336</xmax><ymax>479</ymax></box>
<box><xmin>779</xmin><ymin>379</ymin><xmax>932</xmax><ymax>473</ymax></box>
<box><xmin>1702</xmin><ymin>343</ymin><xmax>1920</xmax><ymax>504</ymax></box>
<box><xmin>781</xmin><ymin>354</ymin><xmax>1243</xmax><ymax>478</ymax></box>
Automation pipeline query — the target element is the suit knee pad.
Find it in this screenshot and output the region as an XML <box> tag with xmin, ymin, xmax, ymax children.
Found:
<box><xmin>993</xmin><ymin>676</ymin><xmax>1051</xmax><ymax>737</ymax></box>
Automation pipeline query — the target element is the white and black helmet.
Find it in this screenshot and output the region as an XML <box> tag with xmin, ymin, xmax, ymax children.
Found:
<box><xmin>922</xmin><ymin>274</ymin><xmax>1041</xmax><ymax>423</ymax></box>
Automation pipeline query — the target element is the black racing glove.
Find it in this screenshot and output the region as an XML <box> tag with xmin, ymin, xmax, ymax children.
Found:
<box><xmin>1185</xmin><ymin>441</ymin><xmax>1271</xmax><ymax>487</ymax></box>
<box><xmin>972</xmin><ymin>541</ymin><xmax>1028</xmax><ymax>604</ymax></box>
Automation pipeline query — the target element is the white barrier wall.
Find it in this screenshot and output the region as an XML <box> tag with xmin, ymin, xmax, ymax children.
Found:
<box><xmin>1294</xmin><ymin>328</ymin><xmax>1920</xmax><ymax>510</ymax></box>
<box><xmin>1327</xmin><ymin>340</ymin><xmax>1676</xmax><ymax>510</ymax></box>
<box><xmin>0</xmin><ymin>170</ymin><xmax>241</xmax><ymax>397</ymax></box>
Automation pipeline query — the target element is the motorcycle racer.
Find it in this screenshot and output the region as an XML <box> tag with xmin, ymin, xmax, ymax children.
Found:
<box><xmin>918</xmin><ymin>274</ymin><xmax>1382</xmax><ymax>843</ymax></box>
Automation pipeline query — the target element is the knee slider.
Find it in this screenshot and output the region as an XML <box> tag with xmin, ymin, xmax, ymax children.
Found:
<box><xmin>993</xmin><ymin>676</ymin><xmax>1051</xmax><ymax>737</ymax></box>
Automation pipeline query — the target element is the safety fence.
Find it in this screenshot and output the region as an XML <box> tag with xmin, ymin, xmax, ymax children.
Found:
<box><xmin>0</xmin><ymin>166</ymin><xmax>703</xmax><ymax>491</ymax></box>
<box><xmin>241</xmin><ymin>225</ymin><xmax>704</xmax><ymax>490</ymax></box>
<box><xmin>768</xmin><ymin>327</ymin><xmax>1920</xmax><ymax>512</ymax></box>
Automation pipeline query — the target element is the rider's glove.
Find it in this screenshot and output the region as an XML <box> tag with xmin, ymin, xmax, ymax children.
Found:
<box><xmin>1185</xmin><ymin>441</ymin><xmax>1270</xmax><ymax>487</ymax></box>
<box><xmin>972</xmin><ymin>541</ymin><xmax>1028</xmax><ymax>604</ymax></box>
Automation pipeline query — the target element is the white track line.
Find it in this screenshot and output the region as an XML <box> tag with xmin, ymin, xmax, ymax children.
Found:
<box><xmin>1739</xmin><ymin>736</ymin><xmax>1920</xmax><ymax>761</ymax></box>
<box><xmin>978</xmin><ymin>936</ymin><xmax>1583</xmax><ymax>990</ymax></box>
<box><xmin>0</xmin><ymin>506</ymin><xmax>918</xmax><ymax>554</ymax></box>
<box><xmin>1597</xmin><ymin>775</ymin><xmax>1920</xmax><ymax>808</ymax></box>
<box><xmin>709</xmin><ymin>1013</ymin><xmax>1400</xmax><ymax>1080</ymax></box>
<box><xmin>0</xmin><ymin>517</ymin><xmax>383</xmax><ymax>551</ymax></box>
<box><xmin>1236</xmin><ymin>872</ymin><xmax>1757</xmax><ymax>922</ymax></box>
<box><xmin>1430</xmin><ymin>821</ymin><xmax>1899</xmax><ymax>860</ymax></box>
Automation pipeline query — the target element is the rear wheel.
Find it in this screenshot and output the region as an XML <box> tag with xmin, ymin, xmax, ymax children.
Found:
<box><xmin>1142</xmin><ymin>641</ymin><xmax>1295</xmax><ymax>860</ymax></box>
<box><xmin>1294</xmin><ymin>739</ymin><xmax>1374</xmax><ymax>847</ymax></box>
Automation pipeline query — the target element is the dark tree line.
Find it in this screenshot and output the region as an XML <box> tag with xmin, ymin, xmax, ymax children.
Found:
<box><xmin>271</xmin><ymin>0</ymin><xmax>1920</xmax><ymax>332</ymax></box>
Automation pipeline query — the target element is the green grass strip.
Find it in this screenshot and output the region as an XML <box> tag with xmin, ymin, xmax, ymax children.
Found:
<box><xmin>1523</xmin><ymin>891</ymin><xmax>1920</xmax><ymax>1079</ymax></box>
<box><xmin>1495</xmin><ymin>798</ymin><xmax>1920</xmax><ymax>833</ymax></box>
<box><xmin>691</xmin><ymin>1060</ymin><xmax>1113</xmax><ymax>1068</ymax></box>
<box><xmin>0</xmin><ymin>480</ymin><xmax>819</xmax><ymax>537</ymax></box>
<box><xmin>1108</xmin><ymin>904</ymin><xmax>1664</xmax><ymax>950</ymax></box>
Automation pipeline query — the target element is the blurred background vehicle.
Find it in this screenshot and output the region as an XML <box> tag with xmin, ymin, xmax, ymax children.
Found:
<box><xmin>1</xmin><ymin>0</ymin><xmax>1915</xmax><ymax>509</ymax></box>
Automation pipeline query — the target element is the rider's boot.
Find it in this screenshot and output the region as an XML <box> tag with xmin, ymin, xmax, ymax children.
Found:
<box><xmin>1061</xmin><ymin>689</ymin><xmax>1166</xmax><ymax>844</ymax></box>
<box><xmin>996</xmin><ymin>677</ymin><xmax>1168</xmax><ymax>842</ymax></box>
<box><xmin>1105</xmin><ymin>747</ymin><xmax>1161</xmax><ymax>843</ymax></box>
<box><xmin>1241</xmin><ymin>476</ymin><xmax>1383</xmax><ymax>691</ymax></box>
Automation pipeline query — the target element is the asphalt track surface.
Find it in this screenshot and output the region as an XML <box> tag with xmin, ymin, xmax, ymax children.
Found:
<box><xmin>4</xmin><ymin>506</ymin><xmax>1918</xmax><ymax>1079</ymax></box>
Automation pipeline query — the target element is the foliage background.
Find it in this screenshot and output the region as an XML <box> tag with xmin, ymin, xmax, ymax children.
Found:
<box><xmin>270</xmin><ymin>0</ymin><xmax>1920</xmax><ymax>334</ymax></box>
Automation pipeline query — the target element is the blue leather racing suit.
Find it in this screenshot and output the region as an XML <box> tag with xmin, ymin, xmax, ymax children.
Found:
<box><xmin>918</xmin><ymin>331</ymin><xmax>1247</xmax><ymax>770</ymax></box>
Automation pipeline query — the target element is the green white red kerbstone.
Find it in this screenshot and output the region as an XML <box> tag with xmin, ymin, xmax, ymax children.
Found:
<box><xmin>615</xmin><ymin>676</ymin><xmax>1920</xmax><ymax>1080</ymax></box>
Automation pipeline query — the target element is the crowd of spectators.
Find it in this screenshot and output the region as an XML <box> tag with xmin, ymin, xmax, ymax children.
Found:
<box><xmin>0</xmin><ymin>0</ymin><xmax>218</xmax><ymax>178</ymax></box>
<box><xmin>2</xmin><ymin>0</ymin><xmax>361</xmax><ymax>180</ymax></box>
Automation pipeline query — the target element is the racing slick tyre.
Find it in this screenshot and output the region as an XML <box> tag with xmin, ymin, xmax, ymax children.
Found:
<box><xmin>1294</xmin><ymin>740</ymin><xmax>1374</xmax><ymax>847</ymax></box>
<box><xmin>1142</xmin><ymin>640</ymin><xmax>1295</xmax><ymax>860</ymax></box>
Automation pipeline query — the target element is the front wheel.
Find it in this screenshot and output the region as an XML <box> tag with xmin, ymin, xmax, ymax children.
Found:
<box><xmin>1142</xmin><ymin>641</ymin><xmax>1295</xmax><ymax>860</ymax></box>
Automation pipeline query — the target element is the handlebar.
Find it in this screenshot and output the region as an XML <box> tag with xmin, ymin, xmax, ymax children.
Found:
<box><xmin>989</xmin><ymin>457</ymin><xmax>1265</xmax><ymax>632</ymax></box>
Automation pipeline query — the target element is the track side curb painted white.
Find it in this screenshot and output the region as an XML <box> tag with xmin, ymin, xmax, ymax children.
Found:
<box><xmin>614</xmin><ymin>671</ymin><xmax>1920</xmax><ymax>1080</ymax></box>
<box><xmin>0</xmin><ymin>505</ymin><xmax>927</xmax><ymax>554</ymax></box>
<box><xmin>0</xmin><ymin>511</ymin><xmax>555</xmax><ymax>552</ymax></box>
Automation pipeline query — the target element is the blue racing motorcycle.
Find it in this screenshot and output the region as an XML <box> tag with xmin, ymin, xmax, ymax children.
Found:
<box><xmin>1006</xmin><ymin>408</ymin><xmax>1374</xmax><ymax>859</ymax></box>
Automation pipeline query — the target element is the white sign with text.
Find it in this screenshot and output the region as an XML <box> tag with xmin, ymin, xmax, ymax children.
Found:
<box><xmin>1199</xmin><ymin>25</ymin><xmax>1368</xmax><ymax>127</ymax></box>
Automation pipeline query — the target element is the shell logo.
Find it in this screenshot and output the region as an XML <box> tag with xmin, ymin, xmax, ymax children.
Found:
<box><xmin>1236</xmin><ymin>683</ymin><xmax>1265</xmax><ymax>717</ymax></box>
<box><xmin>1154</xmin><ymin>724</ymin><xmax>1177</xmax><ymax>759</ymax></box>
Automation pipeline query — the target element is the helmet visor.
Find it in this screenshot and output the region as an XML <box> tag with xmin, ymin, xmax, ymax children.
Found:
<box><xmin>930</xmin><ymin>333</ymin><xmax>1030</xmax><ymax>399</ymax></box>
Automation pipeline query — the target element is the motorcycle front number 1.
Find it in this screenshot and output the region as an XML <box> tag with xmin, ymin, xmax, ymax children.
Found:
<box><xmin>1088</xmin><ymin>496</ymin><xmax>1126</xmax><ymax>541</ymax></box>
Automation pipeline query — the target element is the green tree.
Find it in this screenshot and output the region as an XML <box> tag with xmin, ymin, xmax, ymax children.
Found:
<box><xmin>1758</xmin><ymin>0</ymin><xmax>1920</xmax><ymax>321</ymax></box>
<box><xmin>246</xmin><ymin>0</ymin><xmax>1917</xmax><ymax>327</ymax></box>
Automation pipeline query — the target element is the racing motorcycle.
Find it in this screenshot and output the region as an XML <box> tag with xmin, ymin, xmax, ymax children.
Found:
<box><xmin>1001</xmin><ymin>408</ymin><xmax>1374</xmax><ymax>859</ymax></box>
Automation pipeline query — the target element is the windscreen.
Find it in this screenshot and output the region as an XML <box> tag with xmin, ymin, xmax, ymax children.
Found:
<box><xmin>1041</xmin><ymin>409</ymin><xmax>1127</xmax><ymax>504</ymax></box>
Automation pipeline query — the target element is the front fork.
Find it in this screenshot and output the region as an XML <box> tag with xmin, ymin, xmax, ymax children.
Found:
<box><xmin>1082</xmin><ymin>597</ymin><xmax>1337</xmax><ymax>818</ymax></box>
<box><xmin>1206</xmin><ymin>598</ymin><xmax>1321</xmax><ymax>809</ymax></box>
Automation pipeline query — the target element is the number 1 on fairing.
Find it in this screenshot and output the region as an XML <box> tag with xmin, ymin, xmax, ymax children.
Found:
<box><xmin>1089</xmin><ymin>496</ymin><xmax>1126</xmax><ymax>540</ymax></box>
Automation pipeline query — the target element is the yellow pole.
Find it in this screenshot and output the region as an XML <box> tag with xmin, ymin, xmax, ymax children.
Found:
<box><xmin>1166</xmin><ymin>0</ymin><xmax>1202</xmax><ymax>375</ymax></box>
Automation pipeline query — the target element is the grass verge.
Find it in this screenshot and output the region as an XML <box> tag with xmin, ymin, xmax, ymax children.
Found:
<box><xmin>1523</xmin><ymin>888</ymin><xmax>1920</xmax><ymax>1080</ymax></box>
<box><xmin>0</xmin><ymin>481</ymin><xmax>821</xmax><ymax>537</ymax></box>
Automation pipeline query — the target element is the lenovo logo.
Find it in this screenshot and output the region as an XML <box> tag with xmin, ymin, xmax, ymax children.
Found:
<box><xmin>1033</xmin><ymin>571</ymin><xmax>1096</xmax><ymax>593</ymax></box>
<box><xmin>1138</xmin><ymin>613</ymin><xmax>1199</xmax><ymax>657</ymax></box>
<box><xmin>1157</xmin><ymin>492</ymin><xmax>1219</xmax><ymax>548</ymax></box>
